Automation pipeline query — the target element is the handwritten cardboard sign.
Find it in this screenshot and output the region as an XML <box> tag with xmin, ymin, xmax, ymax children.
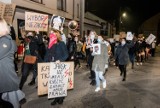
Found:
<box><xmin>0</xmin><ymin>3</ymin><xmax>5</xmax><ymax>18</ymax></box>
<box><xmin>3</xmin><ymin>3</ymin><xmax>16</xmax><ymax>24</ymax></box>
<box><xmin>146</xmin><ymin>34</ymin><xmax>156</xmax><ymax>44</ymax></box>
<box><xmin>38</xmin><ymin>62</ymin><xmax>74</xmax><ymax>96</ymax></box>
<box><xmin>37</xmin><ymin>63</ymin><xmax>50</xmax><ymax>95</ymax></box>
<box><xmin>25</xmin><ymin>12</ymin><xmax>48</xmax><ymax>31</ymax></box>
<box><xmin>48</xmin><ymin>62</ymin><xmax>70</xmax><ymax>99</ymax></box>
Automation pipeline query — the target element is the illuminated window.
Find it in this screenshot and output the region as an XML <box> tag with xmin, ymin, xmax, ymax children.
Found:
<box><xmin>30</xmin><ymin>0</ymin><xmax>43</xmax><ymax>4</ymax></box>
<box><xmin>57</xmin><ymin>0</ymin><xmax>66</xmax><ymax>11</ymax></box>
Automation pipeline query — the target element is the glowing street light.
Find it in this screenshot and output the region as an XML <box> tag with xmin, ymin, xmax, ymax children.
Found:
<box><xmin>119</xmin><ymin>12</ymin><xmax>127</xmax><ymax>32</ymax></box>
<box><xmin>122</xmin><ymin>12</ymin><xmax>126</xmax><ymax>17</ymax></box>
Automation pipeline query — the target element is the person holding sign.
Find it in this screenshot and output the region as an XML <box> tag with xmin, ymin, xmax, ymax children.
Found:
<box><xmin>91</xmin><ymin>36</ymin><xmax>108</xmax><ymax>92</ymax></box>
<box><xmin>19</xmin><ymin>30</ymin><xmax>44</xmax><ymax>90</ymax></box>
<box><xmin>115</xmin><ymin>38</ymin><xmax>134</xmax><ymax>81</ymax></box>
<box><xmin>44</xmin><ymin>29</ymin><xmax>69</xmax><ymax>105</ymax></box>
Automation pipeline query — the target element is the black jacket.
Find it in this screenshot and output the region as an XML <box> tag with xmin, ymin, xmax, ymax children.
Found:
<box><xmin>45</xmin><ymin>41</ymin><xmax>69</xmax><ymax>62</ymax></box>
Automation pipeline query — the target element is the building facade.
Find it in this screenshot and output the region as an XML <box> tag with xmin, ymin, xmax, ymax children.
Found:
<box><xmin>139</xmin><ymin>13</ymin><xmax>160</xmax><ymax>44</ymax></box>
<box><xmin>0</xmin><ymin>0</ymin><xmax>112</xmax><ymax>41</ymax></box>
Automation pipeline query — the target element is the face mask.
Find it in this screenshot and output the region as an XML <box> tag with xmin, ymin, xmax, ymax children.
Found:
<box><xmin>27</xmin><ymin>36</ymin><xmax>33</xmax><ymax>40</ymax></box>
<box><xmin>97</xmin><ymin>38</ymin><xmax>102</xmax><ymax>43</ymax></box>
<box><xmin>48</xmin><ymin>33</ymin><xmax>57</xmax><ymax>49</ymax></box>
<box><xmin>121</xmin><ymin>41</ymin><xmax>126</xmax><ymax>45</ymax></box>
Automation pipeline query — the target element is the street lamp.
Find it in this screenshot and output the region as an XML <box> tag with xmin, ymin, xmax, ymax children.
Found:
<box><xmin>122</xmin><ymin>12</ymin><xmax>126</xmax><ymax>17</ymax></box>
<box><xmin>119</xmin><ymin>12</ymin><xmax>127</xmax><ymax>32</ymax></box>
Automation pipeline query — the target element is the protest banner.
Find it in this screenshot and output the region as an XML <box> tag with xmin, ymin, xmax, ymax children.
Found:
<box><xmin>50</xmin><ymin>15</ymin><xmax>65</xmax><ymax>31</ymax></box>
<box><xmin>25</xmin><ymin>12</ymin><xmax>48</xmax><ymax>31</ymax></box>
<box><xmin>3</xmin><ymin>3</ymin><xmax>16</xmax><ymax>24</ymax></box>
<box><xmin>38</xmin><ymin>62</ymin><xmax>74</xmax><ymax>96</ymax></box>
<box><xmin>146</xmin><ymin>34</ymin><xmax>156</xmax><ymax>44</ymax></box>
<box><xmin>92</xmin><ymin>44</ymin><xmax>101</xmax><ymax>55</ymax></box>
<box><xmin>126</xmin><ymin>32</ymin><xmax>133</xmax><ymax>40</ymax></box>
<box><xmin>67</xmin><ymin>62</ymin><xmax>74</xmax><ymax>90</ymax></box>
<box><xmin>48</xmin><ymin>62</ymin><xmax>70</xmax><ymax>99</ymax></box>
<box><xmin>0</xmin><ymin>3</ymin><xmax>5</xmax><ymax>18</ymax></box>
<box><xmin>38</xmin><ymin>63</ymin><xmax>50</xmax><ymax>96</ymax></box>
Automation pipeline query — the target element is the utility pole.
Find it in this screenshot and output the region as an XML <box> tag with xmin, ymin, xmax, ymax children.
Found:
<box><xmin>119</xmin><ymin>7</ymin><xmax>122</xmax><ymax>33</ymax></box>
<box><xmin>80</xmin><ymin>0</ymin><xmax>85</xmax><ymax>38</ymax></box>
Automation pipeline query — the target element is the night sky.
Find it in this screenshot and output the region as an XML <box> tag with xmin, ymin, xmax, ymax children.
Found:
<box><xmin>85</xmin><ymin>0</ymin><xmax>160</xmax><ymax>34</ymax></box>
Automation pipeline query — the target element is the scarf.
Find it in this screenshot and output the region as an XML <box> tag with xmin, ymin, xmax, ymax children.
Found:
<box><xmin>48</xmin><ymin>33</ymin><xmax>57</xmax><ymax>49</ymax></box>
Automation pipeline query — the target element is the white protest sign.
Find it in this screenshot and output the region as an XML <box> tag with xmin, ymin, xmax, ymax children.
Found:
<box><xmin>67</xmin><ymin>62</ymin><xmax>74</xmax><ymax>89</ymax></box>
<box><xmin>126</xmin><ymin>32</ymin><xmax>133</xmax><ymax>40</ymax></box>
<box><xmin>92</xmin><ymin>44</ymin><xmax>101</xmax><ymax>55</ymax></box>
<box><xmin>50</xmin><ymin>15</ymin><xmax>65</xmax><ymax>31</ymax></box>
<box><xmin>145</xmin><ymin>34</ymin><xmax>156</xmax><ymax>44</ymax></box>
<box><xmin>25</xmin><ymin>12</ymin><xmax>48</xmax><ymax>31</ymax></box>
<box><xmin>48</xmin><ymin>62</ymin><xmax>70</xmax><ymax>99</ymax></box>
<box><xmin>0</xmin><ymin>0</ymin><xmax>11</xmax><ymax>3</ymax></box>
<box><xmin>38</xmin><ymin>62</ymin><xmax>74</xmax><ymax>96</ymax></box>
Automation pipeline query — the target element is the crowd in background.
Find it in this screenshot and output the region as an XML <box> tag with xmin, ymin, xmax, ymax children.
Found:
<box><xmin>0</xmin><ymin>17</ymin><xmax>158</xmax><ymax>107</ymax></box>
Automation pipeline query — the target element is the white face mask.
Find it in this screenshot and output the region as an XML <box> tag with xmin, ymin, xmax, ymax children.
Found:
<box><xmin>97</xmin><ymin>38</ymin><xmax>102</xmax><ymax>43</ymax></box>
<box><xmin>121</xmin><ymin>41</ymin><xmax>126</xmax><ymax>45</ymax></box>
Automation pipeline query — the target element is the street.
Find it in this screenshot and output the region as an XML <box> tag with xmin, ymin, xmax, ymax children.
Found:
<box><xmin>21</xmin><ymin>53</ymin><xmax>160</xmax><ymax>108</ymax></box>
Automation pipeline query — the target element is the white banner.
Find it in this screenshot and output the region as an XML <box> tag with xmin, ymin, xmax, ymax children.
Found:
<box><xmin>126</xmin><ymin>32</ymin><xmax>133</xmax><ymax>40</ymax></box>
<box><xmin>146</xmin><ymin>34</ymin><xmax>156</xmax><ymax>44</ymax></box>
<box><xmin>92</xmin><ymin>44</ymin><xmax>101</xmax><ymax>55</ymax></box>
<box><xmin>48</xmin><ymin>62</ymin><xmax>70</xmax><ymax>99</ymax></box>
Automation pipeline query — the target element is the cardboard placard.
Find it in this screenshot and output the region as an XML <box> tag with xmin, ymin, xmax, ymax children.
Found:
<box><xmin>38</xmin><ymin>62</ymin><xmax>74</xmax><ymax>96</ymax></box>
<box><xmin>48</xmin><ymin>62</ymin><xmax>70</xmax><ymax>99</ymax></box>
<box><xmin>3</xmin><ymin>3</ymin><xmax>16</xmax><ymax>24</ymax></box>
<box><xmin>25</xmin><ymin>12</ymin><xmax>48</xmax><ymax>31</ymax></box>
<box><xmin>0</xmin><ymin>3</ymin><xmax>5</xmax><ymax>18</ymax></box>
<box><xmin>146</xmin><ymin>34</ymin><xmax>156</xmax><ymax>44</ymax></box>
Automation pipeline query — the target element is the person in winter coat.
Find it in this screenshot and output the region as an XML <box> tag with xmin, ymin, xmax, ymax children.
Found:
<box><xmin>0</xmin><ymin>18</ymin><xmax>25</xmax><ymax>108</ymax></box>
<box><xmin>19</xmin><ymin>30</ymin><xmax>44</xmax><ymax>90</ymax></box>
<box><xmin>44</xmin><ymin>29</ymin><xmax>69</xmax><ymax>105</ymax></box>
<box><xmin>115</xmin><ymin>38</ymin><xmax>133</xmax><ymax>81</ymax></box>
<box><xmin>91</xmin><ymin>36</ymin><xmax>108</xmax><ymax>92</ymax></box>
<box><xmin>67</xmin><ymin>33</ymin><xmax>77</xmax><ymax>61</ymax></box>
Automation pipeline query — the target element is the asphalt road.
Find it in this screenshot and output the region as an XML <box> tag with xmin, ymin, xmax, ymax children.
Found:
<box><xmin>21</xmin><ymin>53</ymin><xmax>160</xmax><ymax>108</ymax></box>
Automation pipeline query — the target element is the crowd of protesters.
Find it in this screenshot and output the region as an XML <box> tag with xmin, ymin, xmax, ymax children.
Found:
<box><xmin>0</xmin><ymin>16</ymin><xmax>158</xmax><ymax>107</ymax></box>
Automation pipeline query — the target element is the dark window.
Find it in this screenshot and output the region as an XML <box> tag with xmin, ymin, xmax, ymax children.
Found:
<box><xmin>57</xmin><ymin>0</ymin><xmax>66</xmax><ymax>11</ymax></box>
<box><xmin>30</xmin><ymin>0</ymin><xmax>43</xmax><ymax>4</ymax></box>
